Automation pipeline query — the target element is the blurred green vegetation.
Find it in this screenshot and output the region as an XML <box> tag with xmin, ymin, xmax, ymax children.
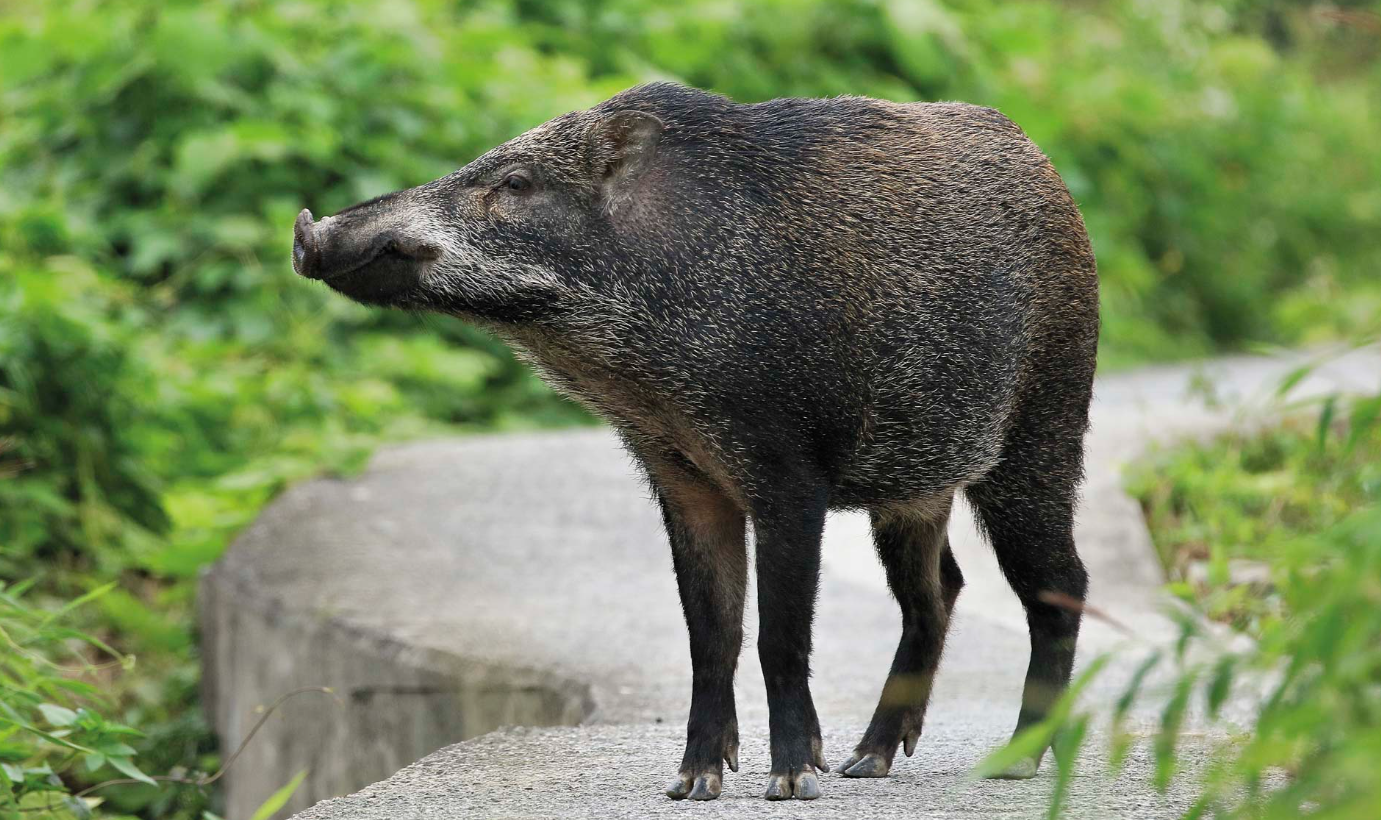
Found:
<box><xmin>1114</xmin><ymin>375</ymin><xmax>1381</xmax><ymax>818</ymax></box>
<box><xmin>1130</xmin><ymin>378</ymin><xmax>1381</xmax><ymax>631</ymax></box>
<box><xmin>980</xmin><ymin>370</ymin><xmax>1380</xmax><ymax>818</ymax></box>
<box><xmin>1</xmin><ymin>0</ymin><xmax>1379</xmax><ymax>817</ymax></box>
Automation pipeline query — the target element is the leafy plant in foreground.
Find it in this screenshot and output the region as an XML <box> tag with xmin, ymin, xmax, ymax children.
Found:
<box><xmin>1</xmin><ymin>581</ymin><xmax>154</xmax><ymax>819</ymax></box>
<box><xmin>981</xmin><ymin>369</ymin><xmax>1381</xmax><ymax>818</ymax></box>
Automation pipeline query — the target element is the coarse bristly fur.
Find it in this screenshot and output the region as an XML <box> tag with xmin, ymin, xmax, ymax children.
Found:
<box><xmin>292</xmin><ymin>81</ymin><xmax>1099</xmax><ymax>802</ymax></box>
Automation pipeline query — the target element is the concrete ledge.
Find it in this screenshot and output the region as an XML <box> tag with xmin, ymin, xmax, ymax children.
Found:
<box><xmin>198</xmin><ymin>432</ymin><xmax>648</xmax><ymax>818</ymax></box>
<box><xmin>200</xmin><ymin>516</ymin><xmax>595</xmax><ymax>818</ymax></box>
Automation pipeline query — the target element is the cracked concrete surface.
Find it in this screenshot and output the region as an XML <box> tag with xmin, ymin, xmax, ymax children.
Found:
<box><xmin>200</xmin><ymin>349</ymin><xmax>1378</xmax><ymax>819</ymax></box>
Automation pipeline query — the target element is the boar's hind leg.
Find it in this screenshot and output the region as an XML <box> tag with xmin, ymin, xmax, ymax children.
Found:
<box><xmin>964</xmin><ymin>402</ymin><xmax>1090</xmax><ymax>780</ymax></box>
<box><xmin>752</xmin><ymin>479</ymin><xmax>831</xmax><ymax>801</ymax></box>
<box><xmin>654</xmin><ymin>468</ymin><xmax>748</xmax><ymax>801</ymax></box>
<box><xmin>839</xmin><ymin>497</ymin><xmax>959</xmax><ymax>778</ymax></box>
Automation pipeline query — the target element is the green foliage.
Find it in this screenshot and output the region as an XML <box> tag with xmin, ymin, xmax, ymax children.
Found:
<box><xmin>1128</xmin><ymin>375</ymin><xmax>1381</xmax><ymax>815</ymax></box>
<box><xmin>1128</xmin><ymin>367</ymin><xmax>1381</xmax><ymax>629</ymax></box>
<box><xmin>1</xmin><ymin>0</ymin><xmax>1378</xmax><ymax>816</ymax></box>
<box><xmin>0</xmin><ymin>583</ymin><xmax>308</xmax><ymax>820</ymax></box>
<box><xmin>0</xmin><ymin>581</ymin><xmax>157</xmax><ymax>820</ymax></box>
<box><xmin>973</xmin><ymin>655</ymin><xmax>1109</xmax><ymax>819</ymax></box>
<box><xmin>0</xmin><ymin>267</ymin><xmax>167</xmax><ymax>580</ymax></box>
<box><xmin>987</xmin><ymin>376</ymin><xmax>1381</xmax><ymax>817</ymax></box>
<box><xmin>1120</xmin><ymin>504</ymin><xmax>1381</xmax><ymax>819</ymax></box>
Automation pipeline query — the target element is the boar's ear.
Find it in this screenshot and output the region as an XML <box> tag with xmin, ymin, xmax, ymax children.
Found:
<box><xmin>590</xmin><ymin>110</ymin><xmax>664</xmax><ymax>198</ymax></box>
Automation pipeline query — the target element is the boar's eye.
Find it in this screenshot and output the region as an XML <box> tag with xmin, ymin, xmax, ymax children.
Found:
<box><xmin>502</xmin><ymin>172</ymin><xmax>533</xmax><ymax>194</ymax></box>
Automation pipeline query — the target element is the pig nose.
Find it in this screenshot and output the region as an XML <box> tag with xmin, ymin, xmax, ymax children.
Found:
<box><xmin>293</xmin><ymin>209</ymin><xmax>321</xmax><ymax>279</ymax></box>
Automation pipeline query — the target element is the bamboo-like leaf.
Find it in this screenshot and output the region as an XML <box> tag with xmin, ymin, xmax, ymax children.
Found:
<box><xmin>1182</xmin><ymin>791</ymin><xmax>1214</xmax><ymax>820</ymax></box>
<box><xmin>37</xmin><ymin>582</ymin><xmax>117</xmax><ymax>629</ymax></box>
<box><xmin>972</xmin><ymin>720</ymin><xmax>1052</xmax><ymax>779</ymax></box>
<box><xmin>1165</xmin><ymin>606</ymin><xmax>1199</xmax><ymax>662</ymax></box>
<box><xmin>1154</xmin><ymin>671</ymin><xmax>1199</xmax><ymax>792</ymax></box>
<box><xmin>1115</xmin><ymin>651</ymin><xmax>1163</xmax><ymax>721</ymax></box>
<box><xmin>1274</xmin><ymin>362</ymin><xmax>1316</xmax><ymax>399</ymax></box>
<box><xmin>1048</xmin><ymin>714</ymin><xmax>1090</xmax><ymax>820</ymax></box>
<box><xmin>1110</xmin><ymin>650</ymin><xmax>1162</xmax><ymax>773</ymax></box>
<box><xmin>1109</xmin><ymin>726</ymin><xmax>1134</xmax><ymax>776</ymax></box>
<box><xmin>1205</xmin><ymin>654</ymin><xmax>1236</xmax><ymax>720</ymax></box>
<box><xmin>249</xmin><ymin>770</ymin><xmax>308</xmax><ymax>820</ymax></box>
<box><xmin>1345</xmin><ymin>395</ymin><xmax>1381</xmax><ymax>452</ymax></box>
<box><xmin>0</xmin><ymin>701</ymin><xmax>94</xmax><ymax>754</ymax></box>
<box><xmin>973</xmin><ymin>654</ymin><xmax>1109</xmax><ymax>779</ymax></box>
<box><xmin>1315</xmin><ymin>395</ymin><xmax>1337</xmax><ymax>453</ymax></box>
<box><xmin>2</xmin><ymin>579</ymin><xmax>38</xmax><ymax>599</ymax></box>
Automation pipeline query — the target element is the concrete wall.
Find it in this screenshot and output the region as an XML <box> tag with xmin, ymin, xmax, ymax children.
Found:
<box><xmin>199</xmin><ymin>565</ymin><xmax>594</xmax><ymax>819</ymax></box>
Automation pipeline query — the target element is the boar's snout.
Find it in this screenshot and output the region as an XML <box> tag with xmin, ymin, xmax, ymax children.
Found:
<box><xmin>292</xmin><ymin>207</ymin><xmax>442</xmax><ymax>302</ymax></box>
<box><xmin>292</xmin><ymin>209</ymin><xmax>322</xmax><ymax>279</ymax></box>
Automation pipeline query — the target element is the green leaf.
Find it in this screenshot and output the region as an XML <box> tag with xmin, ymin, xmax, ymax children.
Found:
<box><xmin>1048</xmin><ymin>714</ymin><xmax>1090</xmax><ymax>820</ymax></box>
<box><xmin>1110</xmin><ymin>650</ymin><xmax>1162</xmax><ymax>773</ymax></box>
<box><xmin>1274</xmin><ymin>362</ymin><xmax>1316</xmax><ymax>399</ymax></box>
<box><xmin>973</xmin><ymin>654</ymin><xmax>1110</xmax><ymax>779</ymax></box>
<box><xmin>1171</xmin><ymin>609</ymin><xmax>1199</xmax><ymax>662</ymax></box>
<box><xmin>1205</xmin><ymin>655</ymin><xmax>1237</xmax><ymax>720</ymax></box>
<box><xmin>249</xmin><ymin>770</ymin><xmax>308</xmax><ymax>820</ymax></box>
<box><xmin>37</xmin><ymin>704</ymin><xmax>79</xmax><ymax>728</ymax></box>
<box><xmin>38</xmin><ymin>582</ymin><xmax>116</xmax><ymax>628</ymax></box>
<box><xmin>107</xmin><ymin>755</ymin><xmax>158</xmax><ymax>788</ymax></box>
<box><xmin>2</xmin><ymin>579</ymin><xmax>38</xmax><ymax>599</ymax></box>
<box><xmin>972</xmin><ymin>719</ymin><xmax>1052</xmax><ymax>779</ymax></box>
<box><xmin>1154</xmin><ymin>670</ymin><xmax>1199</xmax><ymax>792</ymax></box>
<box><xmin>1115</xmin><ymin>650</ymin><xmax>1163</xmax><ymax>721</ymax></box>
<box><xmin>1345</xmin><ymin>395</ymin><xmax>1381</xmax><ymax>452</ymax></box>
<box><xmin>1183</xmin><ymin>788</ymin><xmax>1218</xmax><ymax>820</ymax></box>
<box><xmin>1315</xmin><ymin>394</ymin><xmax>1337</xmax><ymax>452</ymax></box>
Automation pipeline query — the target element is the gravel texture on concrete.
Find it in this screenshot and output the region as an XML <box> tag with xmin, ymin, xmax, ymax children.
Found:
<box><xmin>202</xmin><ymin>350</ymin><xmax>1378</xmax><ymax>819</ymax></box>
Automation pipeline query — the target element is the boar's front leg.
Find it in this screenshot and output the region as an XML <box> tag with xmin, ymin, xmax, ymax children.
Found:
<box><xmin>752</xmin><ymin>479</ymin><xmax>831</xmax><ymax>800</ymax></box>
<box><xmin>653</xmin><ymin>464</ymin><xmax>748</xmax><ymax>801</ymax></box>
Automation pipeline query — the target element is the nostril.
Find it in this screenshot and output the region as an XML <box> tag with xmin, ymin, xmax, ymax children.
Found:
<box><xmin>382</xmin><ymin>234</ymin><xmax>441</xmax><ymax>261</ymax></box>
<box><xmin>376</xmin><ymin>234</ymin><xmax>439</xmax><ymax>262</ymax></box>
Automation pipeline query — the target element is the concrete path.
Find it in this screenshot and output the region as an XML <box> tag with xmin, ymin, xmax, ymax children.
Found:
<box><xmin>201</xmin><ymin>349</ymin><xmax>1378</xmax><ymax>819</ymax></box>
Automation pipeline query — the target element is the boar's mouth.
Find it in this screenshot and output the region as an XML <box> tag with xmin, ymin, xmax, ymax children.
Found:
<box><xmin>293</xmin><ymin>208</ymin><xmax>442</xmax><ymax>302</ymax></box>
